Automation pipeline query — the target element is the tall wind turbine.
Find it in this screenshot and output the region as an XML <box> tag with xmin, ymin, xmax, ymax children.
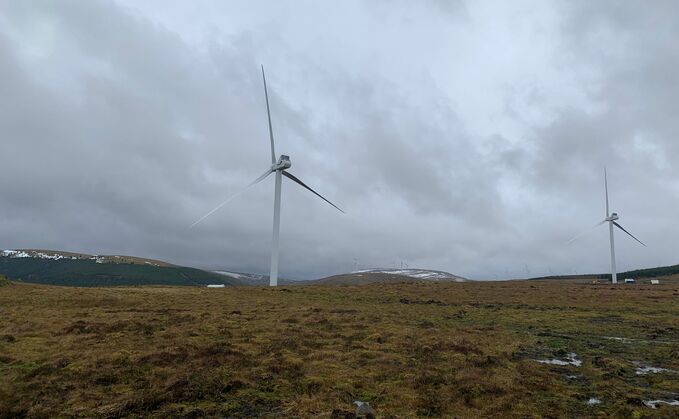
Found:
<box><xmin>192</xmin><ymin>66</ymin><xmax>343</xmax><ymax>286</ymax></box>
<box><xmin>569</xmin><ymin>169</ymin><xmax>645</xmax><ymax>283</ymax></box>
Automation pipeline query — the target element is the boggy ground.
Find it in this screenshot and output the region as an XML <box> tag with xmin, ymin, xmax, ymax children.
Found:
<box><xmin>1</xmin><ymin>279</ymin><xmax>678</xmax><ymax>418</ymax></box>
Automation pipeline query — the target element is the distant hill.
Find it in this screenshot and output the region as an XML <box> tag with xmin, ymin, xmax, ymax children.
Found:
<box><xmin>1</xmin><ymin>249</ymin><xmax>177</xmax><ymax>266</ymax></box>
<box><xmin>355</xmin><ymin>269</ymin><xmax>466</xmax><ymax>282</ymax></box>
<box><xmin>620</xmin><ymin>264</ymin><xmax>679</xmax><ymax>279</ymax></box>
<box><xmin>0</xmin><ymin>249</ymin><xmax>241</xmax><ymax>287</ymax></box>
<box><xmin>529</xmin><ymin>264</ymin><xmax>679</xmax><ymax>282</ymax></box>
<box><xmin>312</xmin><ymin>269</ymin><xmax>467</xmax><ymax>286</ymax></box>
<box><xmin>213</xmin><ymin>271</ymin><xmax>298</xmax><ymax>286</ymax></box>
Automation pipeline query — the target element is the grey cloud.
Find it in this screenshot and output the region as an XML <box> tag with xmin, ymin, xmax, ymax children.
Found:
<box><xmin>1</xmin><ymin>0</ymin><xmax>678</xmax><ymax>280</ymax></box>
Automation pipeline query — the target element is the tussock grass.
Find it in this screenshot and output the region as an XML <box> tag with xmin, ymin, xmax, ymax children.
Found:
<box><xmin>1</xmin><ymin>280</ymin><xmax>678</xmax><ymax>417</ymax></box>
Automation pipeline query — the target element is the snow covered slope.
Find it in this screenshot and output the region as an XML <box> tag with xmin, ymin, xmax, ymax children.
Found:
<box><xmin>352</xmin><ymin>269</ymin><xmax>467</xmax><ymax>282</ymax></box>
<box><xmin>1</xmin><ymin>249</ymin><xmax>171</xmax><ymax>266</ymax></box>
<box><xmin>313</xmin><ymin>269</ymin><xmax>467</xmax><ymax>285</ymax></box>
<box><xmin>214</xmin><ymin>271</ymin><xmax>268</xmax><ymax>282</ymax></box>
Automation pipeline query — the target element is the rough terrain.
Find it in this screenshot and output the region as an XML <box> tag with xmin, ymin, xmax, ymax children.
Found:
<box><xmin>1</xmin><ymin>278</ymin><xmax>678</xmax><ymax>417</ymax></box>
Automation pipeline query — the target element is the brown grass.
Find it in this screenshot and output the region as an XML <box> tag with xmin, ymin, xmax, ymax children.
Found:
<box><xmin>1</xmin><ymin>279</ymin><xmax>679</xmax><ymax>417</ymax></box>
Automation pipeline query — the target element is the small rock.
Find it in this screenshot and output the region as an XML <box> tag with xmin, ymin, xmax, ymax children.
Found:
<box><xmin>354</xmin><ymin>401</ymin><xmax>375</xmax><ymax>418</ymax></box>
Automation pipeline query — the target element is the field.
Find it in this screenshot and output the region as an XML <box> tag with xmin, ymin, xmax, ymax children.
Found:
<box><xmin>1</xmin><ymin>278</ymin><xmax>679</xmax><ymax>418</ymax></box>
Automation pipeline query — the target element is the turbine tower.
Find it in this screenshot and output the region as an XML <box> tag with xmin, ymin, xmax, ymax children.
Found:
<box><xmin>569</xmin><ymin>169</ymin><xmax>645</xmax><ymax>283</ymax></box>
<box><xmin>192</xmin><ymin>66</ymin><xmax>343</xmax><ymax>286</ymax></box>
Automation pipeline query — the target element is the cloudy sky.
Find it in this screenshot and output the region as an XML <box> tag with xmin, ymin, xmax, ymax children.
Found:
<box><xmin>1</xmin><ymin>0</ymin><xmax>677</xmax><ymax>280</ymax></box>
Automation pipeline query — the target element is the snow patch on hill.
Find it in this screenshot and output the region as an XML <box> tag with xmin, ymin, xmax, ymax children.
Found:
<box><xmin>2</xmin><ymin>250</ymin><xmax>79</xmax><ymax>260</ymax></box>
<box><xmin>214</xmin><ymin>271</ymin><xmax>268</xmax><ymax>281</ymax></box>
<box><xmin>353</xmin><ymin>269</ymin><xmax>467</xmax><ymax>282</ymax></box>
<box><xmin>1</xmin><ymin>250</ymin><xmax>161</xmax><ymax>266</ymax></box>
<box><xmin>213</xmin><ymin>271</ymin><xmax>300</xmax><ymax>286</ymax></box>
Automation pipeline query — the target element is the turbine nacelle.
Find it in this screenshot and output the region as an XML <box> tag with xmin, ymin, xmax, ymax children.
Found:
<box><xmin>272</xmin><ymin>155</ymin><xmax>291</xmax><ymax>171</ymax></box>
<box><xmin>606</xmin><ymin>213</ymin><xmax>619</xmax><ymax>222</ymax></box>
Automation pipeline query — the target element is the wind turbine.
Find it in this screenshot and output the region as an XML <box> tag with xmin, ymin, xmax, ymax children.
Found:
<box><xmin>192</xmin><ymin>66</ymin><xmax>344</xmax><ymax>286</ymax></box>
<box><xmin>569</xmin><ymin>169</ymin><xmax>645</xmax><ymax>283</ymax></box>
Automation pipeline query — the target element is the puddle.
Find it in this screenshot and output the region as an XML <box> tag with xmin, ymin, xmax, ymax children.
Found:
<box><xmin>644</xmin><ymin>400</ymin><xmax>679</xmax><ymax>409</ymax></box>
<box><xmin>535</xmin><ymin>352</ymin><xmax>582</xmax><ymax>367</ymax></box>
<box><xmin>603</xmin><ymin>335</ymin><xmax>677</xmax><ymax>345</ymax></box>
<box><xmin>586</xmin><ymin>398</ymin><xmax>602</xmax><ymax>406</ymax></box>
<box><xmin>635</xmin><ymin>366</ymin><xmax>677</xmax><ymax>375</ymax></box>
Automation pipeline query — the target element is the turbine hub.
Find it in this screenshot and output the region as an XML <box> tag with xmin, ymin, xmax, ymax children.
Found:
<box><xmin>272</xmin><ymin>155</ymin><xmax>291</xmax><ymax>171</ymax></box>
<box><xmin>606</xmin><ymin>213</ymin><xmax>619</xmax><ymax>221</ymax></box>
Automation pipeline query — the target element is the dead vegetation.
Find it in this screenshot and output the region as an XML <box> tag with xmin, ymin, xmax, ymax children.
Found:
<box><xmin>1</xmin><ymin>280</ymin><xmax>678</xmax><ymax>417</ymax></box>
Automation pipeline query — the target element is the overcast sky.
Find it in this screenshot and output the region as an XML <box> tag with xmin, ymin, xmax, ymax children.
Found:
<box><xmin>1</xmin><ymin>0</ymin><xmax>677</xmax><ymax>280</ymax></box>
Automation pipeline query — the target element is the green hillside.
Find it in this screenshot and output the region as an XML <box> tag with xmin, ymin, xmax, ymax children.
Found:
<box><xmin>620</xmin><ymin>264</ymin><xmax>679</xmax><ymax>279</ymax></box>
<box><xmin>0</xmin><ymin>257</ymin><xmax>240</xmax><ymax>287</ymax></box>
<box><xmin>531</xmin><ymin>264</ymin><xmax>679</xmax><ymax>282</ymax></box>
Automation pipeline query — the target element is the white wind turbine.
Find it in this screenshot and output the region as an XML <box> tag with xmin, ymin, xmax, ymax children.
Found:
<box><xmin>192</xmin><ymin>66</ymin><xmax>343</xmax><ymax>286</ymax></box>
<box><xmin>569</xmin><ymin>169</ymin><xmax>645</xmax><ymax>283</ymax></box>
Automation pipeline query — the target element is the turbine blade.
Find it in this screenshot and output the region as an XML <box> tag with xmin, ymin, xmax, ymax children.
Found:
<box><xmin>612</xmin><ymin>221</ymin><xmax>646</xmax><ymax>247</ymax></box>
<box><xmin>261</xmin><ymin>65</ymin><xmax>276</xmax><ymax>164</ymax></box>
<box><xmin>604</xmin><ymin>168</ymin><xmax>610</xmax><ymax>217</ymax></box>
<box><xmin>249</xmin><ymin>168</ymin><xmax>275</xmax><ymax>186</ymax></box>
<box><xmin>190</xmin><ymin>168</ymin><xmax>273</xmax><ymax>228</ymax></box>
<box><xmin>567</xmin><ymin>220</ymin><xmax>606</xmax><ymax>244</ymax></box>
<box><xmin>282</xmin><ymin>171</ymin><xmax>344</xmax><ymax>213</ymax></box>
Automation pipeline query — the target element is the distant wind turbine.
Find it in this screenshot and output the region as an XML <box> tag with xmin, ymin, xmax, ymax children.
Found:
<box><xmin>192</xmin><ymin>65</ymin><xmax>344</xmax><ymax>286</ymax></box>
<box><xmin>569</xmin><ymin>169</ymin><xmax>645</xmax><ymax>283</ymax></box>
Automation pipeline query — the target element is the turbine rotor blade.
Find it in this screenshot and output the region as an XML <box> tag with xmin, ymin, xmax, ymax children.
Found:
<box><xmin>605</xmin><ymin>168</ymin><xmax>610</xmax><ymax>217</ymax></box>
<box><xmin>190</xmin><ymin>168</ymin><xmax>273</xmax><ymax>228</ymax></box>
<box><xmin>282</xmin><ymin>171</ymin><xmax>344</xmax><ymax>213</ymax></box>
<box><xmin>249</xmin><ymin>168</ymin><xmax>275</xmax><ymax>186</ymax></box>
<box><xmin>612</xmin><ymin>221</ymin><xmax>646</xmax><ymax>247</ymax></box>
<box><xmin>261</xmin><ymin>65</ymin><xmax>276</xmax><ymax>164</ymax></box>
<box><xmin>567</xmin><ymin>220</ymin><xmax>606</xmax><ymax>244</ymax></box>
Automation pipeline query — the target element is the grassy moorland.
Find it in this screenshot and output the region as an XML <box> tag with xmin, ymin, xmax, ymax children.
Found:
<box><xmin>1</xmin><ymin>278</ymin><xmax>679</xmax><ymax>418</ymax></box>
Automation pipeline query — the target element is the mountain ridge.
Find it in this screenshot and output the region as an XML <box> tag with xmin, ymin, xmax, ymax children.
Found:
<box><xmin>0</xmin><ymin>249</ymin><xmax>238</xmax><ymax>287</ymax></box>
<box><xmin>4</xmin><ymin>248</ymin><xmax>678</xmax><ymax>287</ymax></box>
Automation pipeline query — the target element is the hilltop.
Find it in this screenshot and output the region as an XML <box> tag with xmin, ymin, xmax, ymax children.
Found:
<box><xmin>1</xmin><ymin>249</ymin><xmax>175</xmax><ymax>266</ymax></box>
<box><xmin>312</xmin><ymin>268</ymin><xmax>467</xmax><ymax>285</ymax></box>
